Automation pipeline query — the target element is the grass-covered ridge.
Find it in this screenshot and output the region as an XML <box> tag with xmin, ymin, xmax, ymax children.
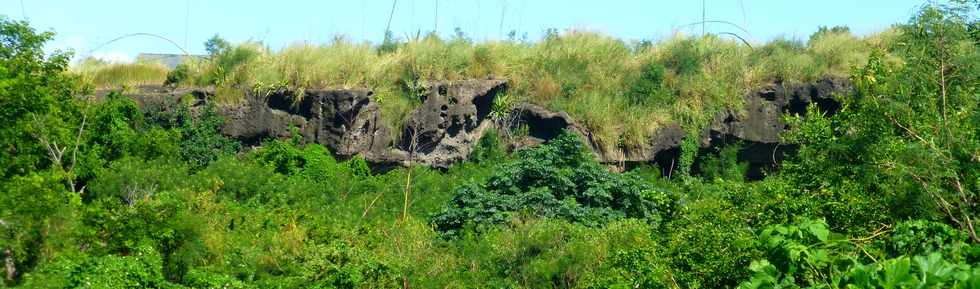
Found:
<box><xmin>82</xmin><ymin>27</ymin><xmax>887</xmax><ymax>150</ymax></box>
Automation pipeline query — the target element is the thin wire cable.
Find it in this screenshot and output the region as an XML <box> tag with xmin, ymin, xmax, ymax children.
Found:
<box><xmin>83</xmin><ymin>33</ymin><xmax>190</xmax><ymax>60</ymax></box>
<box><xmin>680</xmin><ymin>20</ymin><xmax>754</xmax><ymax>40</ymax></box>
<box><xmin>716</xmin><ymin>32</ymin><xmax>752</xmax><ymax>48</ymax></box>
<box><xmin>738</xmin><ymin>0</ymin><xmax>747</xmax><ymax>29</ymax></box>
<box><xmin>385</xmin><ymin>0</ymin><xmax>398</xmax><ymax>40</ymax></box>
<box><xmin>498</xmin><ymin>0</ymin><xmax>506</xmax><ymax>39</ymax></box>
<box><xmin>702</xmin><ymin>0</ymin><xmax>706</xmax><ymax>37</ymax></box>
<box><xmin>20</xmin><ymin>0</ymin><xmax>27</xmax><ymax>20</ymax></box>
<box><xmin>517</xmin><ymin>0</ymin><xmax>526</xmax><ymax>40</ymax></box>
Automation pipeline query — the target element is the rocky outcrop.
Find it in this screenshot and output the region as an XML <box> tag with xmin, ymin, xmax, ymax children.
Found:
<box><xmin>111</xmin><ymin>77</ymin><xmax>849</xmax><ymax>177</ymax></box>
<box><xmin>507</xmin><ymin>103</ymin><xmax>599</xmax><ymax>152</ymax></box>
<box><xmin>695</xmin><ymin>78</ymin><xmax>850</xmax><ymax>178</ymax></box>
<box><xmin>219</xmin><ymin>89</ymin><xmax>392</xmax><ymax>160</ymax></box>
<box><xmin>397</xmin><ymin>79</ymin><xmax>507</xmax><ymax>167</ymax></box>
<box><xmin>502</xmin><ymin>77</ymin><xmax>851</xmax><ymax>178</ymax></box>
<box><xmin>208</xmin><ymin>79</ymin><xmax>508</xmax><ymax>168</ymax></box>
<box><xmin>705</xmin><ymin>77</ymin><xmax>850</xmax><ymax>145</ymax></box>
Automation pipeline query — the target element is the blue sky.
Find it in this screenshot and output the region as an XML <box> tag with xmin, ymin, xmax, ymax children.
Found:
<box><xmin>2</xmin><ymin>0</ymin><xmax>928</xmax><ymax>63</ymax></box>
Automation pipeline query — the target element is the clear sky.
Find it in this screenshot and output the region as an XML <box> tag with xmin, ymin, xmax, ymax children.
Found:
<box><xmin>1</xmin><ymin>0</ymin><xmax>929</xmax><ymax>63</ymax></box>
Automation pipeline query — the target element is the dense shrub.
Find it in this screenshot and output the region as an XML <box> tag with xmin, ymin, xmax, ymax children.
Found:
<box><xmin>432</xmin><ymin>131</ymin><xmax>677</xmax><ymax>237</ymax></box>
<box><xmin>175</xmin><ymin>104</ymin><xmax>240</xmax><ymax>168</ymax></box>
<box><xmin>738</xmin><ymin>219</ymin><xmax>980</xmax><ymax>289</ymax></box>
<box><xmin>626</xmin><ymin>62</ymin><xmax>670</xmax><ymax>105</ymax></box>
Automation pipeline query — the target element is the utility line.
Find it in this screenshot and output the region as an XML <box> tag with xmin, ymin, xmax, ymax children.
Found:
<box><xmin>738</xmin><ymin>0</ymin><xmax>747</xmax><ymax>29</ymax></box>
<box><xmin>680</xmin><ymin>20</ymin><xmax>754</xmax><ymax>40</ymax></box>
<box><xmin>498</xmin><ymin>0</ymin><xmax>506</xmax><ymax>39</ymax></box>
<box><xmin>385</xmin><ymin>0</ymin><xmax>398</xmax><ymax>40</ymax></box>
<box><xmin>83</xmin><ymin>33</ymin><xmax>190</xmax><ymax>60</ymax></box>
<box><xmin>20</xmin><ymin>0</ymin><xmax>27</xmax><ymax>20</ymax></box>
<box><xmin>702</xmin><ymin>0</ymin><xmax>706</xmax><ymax>37</ymax></box>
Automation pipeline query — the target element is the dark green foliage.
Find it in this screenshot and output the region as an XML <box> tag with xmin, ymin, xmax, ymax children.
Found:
<box><xmin>347</xmin><ymin>155</ymin><xmax>372</xmax><ymax>177</ymax></box>
<box><xmin>887</xmin><ymin>220</ymin><xmax>980</xmax><ymax>262</ymax></box>
<box><xmin>665</xmin><ymin>186</ymin><xmax>761</xmax><ymax>288</ymax></box>
<box><xmin>176</xmin><ymin>104</ymin><xmax>240</xmax><ymax>168</ymax></box>
<box><xmin>0</xmin><ymin>172</ymin><xmax>75</xmax><ymax>286</ymax></box>
<box><xmin>164</xmin><ymin>63</ymin><xmax>189</xmax><ymax>87</ymax></box>
<box><xmin>676</xmin><ymin>132</ymin><xmax>700</xmax><ymax>177</ymax></box>
<box><xmin>697</xmin><ymin>143</ymin><xmax>749</xmax><ymax>181</ymax></box>
<box><xmin>0</xmin><ymin>16</ymin><xmax>84</xmax><ymax>179</ymax></box>
<box><xmin>738</xmin><ymin>219</ymin><xmax>980</xmax><ymax>289</ymax></box>
<box><xmin>432</xmin><ymin>131</ymin><xmax>676</xmax><ymax>237</ymax></box>
<box><xmin>779</xmin><ymin>1</ymin><xmax>980</xmax><ymax>236</ymax></box>
<box><xmin>627</xmin><ymin>62</ymin><xmax>671</xmax><ymax>105</ymax></box>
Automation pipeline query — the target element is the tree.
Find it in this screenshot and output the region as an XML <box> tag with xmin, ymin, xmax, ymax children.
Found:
<box><xmin>0</xmin><ymin>17</ymin><xmax>88</xmax><ymax>285</ymax></box>
<box><xmin>0</xmin><ymin>17</ymin><xmax>86</xmax><ymax>180</ymax></box>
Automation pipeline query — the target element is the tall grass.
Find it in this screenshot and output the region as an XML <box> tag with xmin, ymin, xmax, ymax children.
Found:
<box><xmin>176</xmin><ymin>29</ymin><xmax>877</xmax><ymax>150</ymax></box>
<box><xmin>73</xmin><ymin>58</ymin><xmax>170</xmax><ymax>89</ymax></box>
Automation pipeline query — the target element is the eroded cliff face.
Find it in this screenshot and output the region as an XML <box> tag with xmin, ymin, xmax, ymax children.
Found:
<box><xmin>114</xmin><ymin>77</ymin><xmax>850</xmax><ymax>176</ymax></box>
<box><xmin>215</xmin><ymin>79</ymin><xmax>508</xmax><ymax>168</ymax></box>
<box><xmin>220</xmin><ymin>88</ymin><xmax>392</xmax><ymax>159</ymax></box>
<box><xmin>397</xmin><ymin>79</ymin><xmax>507</xmax><ymax>167</ymax></box>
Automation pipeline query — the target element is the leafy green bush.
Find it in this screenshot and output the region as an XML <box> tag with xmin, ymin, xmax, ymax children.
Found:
<box><xmin>738</xmin><ymin>219</ymin><xmax>980</xmax><ymax>289</ymax></box>
<box><xmin>432</xmin><ymin>131</ymin><xmax>676</xmax><ymax>237</ymax></box>
<box><xmin>164</xmin><ymin>63</ymin><xmax>189</xmax><ymax>87</ymax></box>
<box><xmin>446</xmin><ymin>218</ymin><xmax>670</xmax><ymax>289</ymax></box>
<box><xmin>697</xmin><ymin>143</ymin><xmax>748</xmax><ymax>181</ymax></box>
<box><xmin>665</xmin><ymin>194</ymin><xmax>761</xmax><ymax>288</ymax></box>
<box><xmin>175</xmin><ymin>104</ymin><xmax>240</xmax><ymax>168</ymax></box>
<box><xmin>887</xmin><ymin>220</ymin><xmax>980</xmax><ymax>263</ymax></box>
<box><xmin>68</xmin><ymin>243</ymin><xmax>174</xmax><ymax>289</ymax></box>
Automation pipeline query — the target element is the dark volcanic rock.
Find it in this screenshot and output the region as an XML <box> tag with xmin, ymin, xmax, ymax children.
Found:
<box><xmin>705</xmin><ymin>77</ymin><xmax>850</xmax><ymax>145</ymax></box>
<box><xmin>221</xmin><ymin>89</ymin><xmax>392</xmax><ymax>159</ymax></box>
<box><xmin>110</xmin><ymin>77</ymin><xmax>849</xmax><ymax>177</ymax></box>
<box><xmin>502</xmin><ymin>77</ymin><xmax>850</xmax><ymax>177</ymax></box>
<box><xmin>397</xmin><ymin>79</ymin><xmax>508</xmax><ymax>167</ymax></box>
<box><xmin>508</xmin><ymin>103</ymin><xmax>598</xmax><ymax>151</ymax></box>
<box><xmin>507</xmin><ymin>103</ymin><xmax>684</xmax><ymax>170</ymax></box>
<box><xmin>96</xmin><ymin>85</ymin><xmax>212</xmax><ymax>107</ymax></box>
<box><xmin>698</xmin><ymin>77</ymin><xmax>851</xmax><ymax>178</ymax></box>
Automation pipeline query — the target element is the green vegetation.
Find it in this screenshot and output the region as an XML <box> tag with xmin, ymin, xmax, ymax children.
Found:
<box><xmin>2</xmin><ymin>1</ymin><xmax>980</xmax><ymax>288</ymax></box>
<box><xmin>160</xmin><ymin>23</ymin><xmax>880</xmax><ymax>149</ymax></box>
<box><xmin>432</xmin><ymin>131</ymin><xmax>676</xmax><ymax>237</ymax></box>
